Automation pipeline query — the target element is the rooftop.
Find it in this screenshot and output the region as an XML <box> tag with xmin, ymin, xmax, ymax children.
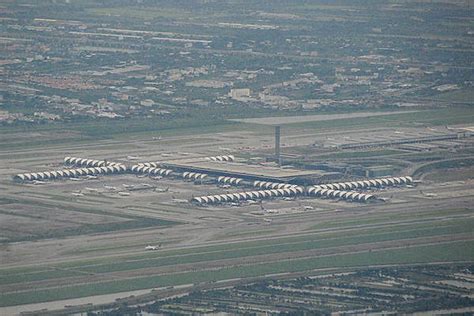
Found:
<box><xmin>161</xmin><ymin>157</ymin><xmax>324</xmax><ymax>181</ymax></box>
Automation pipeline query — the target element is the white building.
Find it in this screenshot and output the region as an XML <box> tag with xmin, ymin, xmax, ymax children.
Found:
<box><xmin>230</xmin><ymin>88</ymin><xmax>251</xmax><ymax>99</ymax></box>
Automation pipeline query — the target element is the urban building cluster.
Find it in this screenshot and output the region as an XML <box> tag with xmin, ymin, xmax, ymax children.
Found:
<box><xmin>0</xmin><ymin>1</ymin><xmax>471</xmax><ymax>125</ymax></box>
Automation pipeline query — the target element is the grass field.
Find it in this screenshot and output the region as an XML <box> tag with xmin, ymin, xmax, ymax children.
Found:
<box><xmin>1</xmin><ymin>107</ymin><xmax>472</xmax><ymax>152</ymax></box>
<box><xmin>281</xmin><ymin>108</ymin><xmax>474</xmax><ymax>130</ymax></box>
<box><xmin>0</xmin><ymin>194</ymin><xmax>178</xmax><ymax>243</ymax></box>
<box><xmin>307</xmin><ymin>208</ymin><xmax>472</xmax><ymax>230</ymax></box>
<box><xmin>434</xmin><ymin>88</ymin><xmax>474</xmax><ymax>104</ymax></box>
<box><xmin>1</xmin><ymin>214</ymin><xmax>471</xmax><ymax>284</ymax></box>
<box><xmin>1</xmin><ymin>209</ymin><xmax>465</xmax><ymax>272</ymax></box>
<box><xmin>424</xmin><ymin>167</ymin><xmax>474</xmax><ymax>182</ymax></box>
<box><xmin>64</xmin><ymin>222</ymin><xmax>474</xmax><ymax>274</ymax></box>
<box><xmin>1</xmin><ymin>240</ymin><xmax>473</xmax><ymax>307</ymax></box>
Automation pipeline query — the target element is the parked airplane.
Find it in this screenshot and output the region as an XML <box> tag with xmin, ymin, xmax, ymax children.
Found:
<box><xmin>421</xmin><ymin>190</ymin><xmax>438</xmax><ymax>197</ymax></box>
<box><xmin>260</xmin><ymin>202</ymin><xmax>278</xmax><ymax>213</ymax></box>
<box><xmin>172</xmin><ymin>198</ymin><xmax>188</xmax><ymax>204</ymax></box>
<box><xmin>33</xmin><ymin>180</ymin><xmax>46</xmax><ymax>185</ymax></box>
<box><xmin>265</xmin><ymin>209</ymin><xmax>279</xmax><ymax>214</ymax></box>
<box><xmin>145</xmin><ymin>245</ymin><xmax>161</xmax><ymax>251</ymax></box>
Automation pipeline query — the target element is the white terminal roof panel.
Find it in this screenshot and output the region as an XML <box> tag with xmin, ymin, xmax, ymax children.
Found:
<box><xmin>161</xmin><ymin>157</ymin><xmax>323</xmax><ymax>180</ymax></box>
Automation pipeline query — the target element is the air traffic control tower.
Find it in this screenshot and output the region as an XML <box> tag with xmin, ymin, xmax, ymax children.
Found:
<box><xmin>275</xmin><ymin>125</ymin><xmax>281</xmax><ymax>166</ymax></box>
